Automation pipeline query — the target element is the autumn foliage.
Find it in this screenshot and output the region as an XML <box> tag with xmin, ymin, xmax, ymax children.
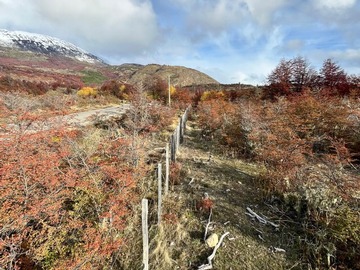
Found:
<box><xmin>76</xmin><ymin>86</ymin><xmax>98</xmax><ymax>97</ymax></box>
<box><xmin>0</xmin><ymin>121</ymin><xmax>143</xmax><ymax>269</ymax></box>
<box><xmin>99</xmin><ymin>80</ymin><xmax>135</xmax><ymax>100</ymax></box>
<box><xmin>265</xmin><ymin>57</ymin><xmax>359</xmax><ymax>99</ymax></box>
<box><xmin>196</xmin><ymin>88</ymin><xmax>360</xmax><ymax>269</ymax></box>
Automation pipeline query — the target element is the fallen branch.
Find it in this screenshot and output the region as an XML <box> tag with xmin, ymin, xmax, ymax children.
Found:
<box><xmin>246</xmin><ymin>207</ymin><xmax>279</xmax><ymax>229</ymax></box>
<box><xmin>198</xmin><ymin>232</ymin><xmax>230</xmax><ymax>270</ymax></box>
<box><xmin>269</xmin><ymin>246</ymin><xmax>286</xmax><ymax>253</ymax></box>
<box><xmin>204</xmin><ymin>208</ymin><xmax>213</xmax><ymax>241</ymax></box>
<box><xmin>189</xmin><ymin>177</ymin><xmax>195</xmax><ymax>185</ymax></box>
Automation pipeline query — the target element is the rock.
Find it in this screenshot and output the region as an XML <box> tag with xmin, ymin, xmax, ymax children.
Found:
<box><xmin>206</xmin><ymin>233</ymin><xmax>219</xmax><ymax>248</ymax></box>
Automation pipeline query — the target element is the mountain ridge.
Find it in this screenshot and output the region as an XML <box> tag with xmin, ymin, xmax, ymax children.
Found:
<box><xmin>112</xmin><ymin>63</ymin><xmax>218</xmax><ymax>86</ymax></box>
<box><xmin>0</xmin><ymin>29</ymin><xmax>219</xmax><ymax>89</ymax></box>
<box><xmin>0</xmin><ymin>29</ymin><xmax>103</xmax><ymax>64</ymax></box>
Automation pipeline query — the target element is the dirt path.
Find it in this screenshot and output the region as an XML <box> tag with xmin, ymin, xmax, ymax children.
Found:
<box><xmin>61</xmin><ymin>104</ymin><xmax>130</xmax><ymax>127</ymax></box>
<box><xmin>175</xmin><ymin>121</ymin><xmax>298</xmax><ymax>270</ymax></box>
<box><xmin>1</xmin><ymin>104</ymin><xmax>130</xmax><ymax>136</ymax></box>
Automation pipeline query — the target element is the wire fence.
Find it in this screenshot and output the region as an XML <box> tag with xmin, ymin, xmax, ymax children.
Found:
<box><xmin>142</xmin><ymin>105</ymin><xmax>191</xmax><ymax>270</ymax></box>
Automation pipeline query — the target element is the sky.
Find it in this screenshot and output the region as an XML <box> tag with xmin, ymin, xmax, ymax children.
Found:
<box><xmin>0</xmin><ymin>0</ymin><xmax>359</xmax><ymax>85</ymax></box>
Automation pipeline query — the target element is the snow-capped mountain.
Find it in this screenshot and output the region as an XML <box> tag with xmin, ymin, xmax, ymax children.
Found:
<box><xmin>0</xmin><ymin>29</ymin><xmax>103</xmax><ymax>64</ymax></box>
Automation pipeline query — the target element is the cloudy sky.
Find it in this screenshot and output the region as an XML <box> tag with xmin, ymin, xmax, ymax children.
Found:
<box><xmin>0</xmin><ymin>0</ymin><xmax>359</xmax><ymax>84</ymax></box>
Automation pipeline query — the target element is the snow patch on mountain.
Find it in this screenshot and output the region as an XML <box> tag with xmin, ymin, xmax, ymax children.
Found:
<box><xmin>0</xmin><ymin>29</ymin><xmax>103</xmax><ymax>64</ymax></box>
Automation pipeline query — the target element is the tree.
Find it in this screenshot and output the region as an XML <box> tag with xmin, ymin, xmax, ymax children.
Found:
<box><xmin>144</xmin><ymin>76</ymin><xmax>168</xmax><ymax>102</ymax></box>
<box><xmin>267</xmin><ymin>59</ymin><xmax>293</xmax><ymax>97</ymax></box>
<box><xmin>348</xmin><ymin>74</ymin><xmax>360</xmax><ymax>97</ymax></box>
<box><xmin>320</xmin><ymin>59</ymin><xmax>349</xmax><ymax>95</ymax></box>
<box><xmin>266</xmin><ymin>57</ymin><xmax>316</xmax><ymax>98</ymax></box>
<box><xmin>291</xmin><ymin>56</ymin><xmax>316</xmax><ymax>93</ymax></box>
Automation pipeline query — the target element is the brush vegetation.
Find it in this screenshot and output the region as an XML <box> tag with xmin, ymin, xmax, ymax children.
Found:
<box><xmin>0</xmin><ymin>55</ymin><xmax>359</xmax><ymax>270</ymax></box>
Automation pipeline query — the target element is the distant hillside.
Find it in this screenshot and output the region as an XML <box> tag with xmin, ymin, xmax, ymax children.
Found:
<box><xmin>111</xmin><ymin>63</ymin><xmax>218</xmax><ymax>87</ymax></box>
<box><xmin>0</xmin><ymin>29</ymin><xmax>219</xmax><ymax>92</ymax></box>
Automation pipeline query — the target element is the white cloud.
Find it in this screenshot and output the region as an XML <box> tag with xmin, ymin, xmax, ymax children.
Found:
<box><xmin>0</xmin><ymin>0</ymin><xmax>159</xmax><ymax>57</ymax></box>
<box><xmin>167</xmin><ymin>0</ymin><xmax>291</xmax><ymax>54</ymax></box>
<box><xmin>36</xmin><ymin>0</ymin><xmax>159</xmax><ymax>54</ymax></box>
<box><xmin>171</xmin><ymin>0</ymin><xmax>288</xmax><ymax>35</ymax></box>
<box><xmin>179</xmin><ymin>0</ymin><xmax>247</xmax><ymax>36</ymax></box>
<box><xmin>326</xmin><ymin>49</ymin><xmax>360</xmax><ymax>69</ymax></box>
<box><xmin>315</xmin><ymin>0</ymin><xmax>357</xmax><ymax>9</ymax></box>
<box><xmin>244</xmin><ymin>0</ymin><xmax>287</xmax><ymax>26</ymax></box>
<box><xmin>0</xmin><ymin>1</ymin><xmax>40</xmax><ymax>28</ymax></box>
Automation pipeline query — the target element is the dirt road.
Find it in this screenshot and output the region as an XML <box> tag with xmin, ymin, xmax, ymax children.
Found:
<box><xmin>62</xmin><ymin>104</ymin><xmax>130</xmax><ymax>127</ymax></box>
<box><xmin>1</xmin><ymin>104</ymin><xmax>130</xmax><ymax>136</ymax></box>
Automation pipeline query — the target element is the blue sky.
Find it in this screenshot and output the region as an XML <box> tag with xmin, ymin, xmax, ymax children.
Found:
<box><xmin>0</xmin><ymin>0</ymin><xmax>359</xmax><ymax>84</ymax></box>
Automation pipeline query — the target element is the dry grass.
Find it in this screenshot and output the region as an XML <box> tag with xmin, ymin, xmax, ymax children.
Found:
<box><xmin>167</xmin><ymin>122</ymin><xmax>301</xmax><ymax>269</ymax></box>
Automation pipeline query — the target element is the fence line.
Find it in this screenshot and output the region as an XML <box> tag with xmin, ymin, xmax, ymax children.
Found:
<box><xmin>169</xmin><ymin>106</ymin><xmax>190</xmax><ymax>162</ymax></box>
<box><xmin>142</xmin><ymin>105</ymin><xmax>191</xmax><ymax>268</ymax></box>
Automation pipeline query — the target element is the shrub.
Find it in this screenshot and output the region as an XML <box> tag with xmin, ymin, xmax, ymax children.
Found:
<box><xmin>200</xmin><ymin>90</ymin><xmax>225</xmax><ymax>101</ymax></box>
<box><xmin>77</xmin><ymin>86</ymin><xmax>97</xmax><ymax>98</ymax></box>
<box><xmin>287</xmin><ymin>94</ymin><xmax>349</xmax><ymax>139</ymax></box>
<box><xmin>246</xmin><ymin>94</ymin><xmax>359</xmax><ymax>269</ymax></box>
<box><xmin>197</xmin><ymin>99</ymin><xmax>236</xmax><ymax>132</ymax></box>
<box><xmin>194</xmin><ymin>75</ymin><xmax>359</xmax><ymax>269</ymax></box>
<box><xmin>196</xmin><ymin>197</ymin><xmax>214</xmax><ymax>214</ymax></box>
<box><xmin>99</xmin><ymin>80</ymin><xmax>135</xmax><ymax>100</ymax></box>
<box><xmin>0</xmin><ymin>124</ymin><xmax>142</xmax><ymax>269</ymax></box>
<box><xmin>290</xmin><ymin>164</ymin><xmax>360</xmax><ymax>269</ymax></box>
<box><xmin>147</xmin><ymin>102</ymin><xmax>174</xmax><ymax>131</ymax></box>
<box><xmin>197</xmin><ymin>99</ymin><xmax>256</xmax><ymax>157</ymax></box>
<box><xmin>172</xmin><ymin>89</ymin><xmax>192</xmax><ymax>109</ymax></box>
<box><xmin>169</xmin><ymin>162</ymin><xmax>184</xmax><ymax>185</ymax></box>
<box><xmin>145</xmin><ymin>76</ymin><xmax>168</xmax><ymax>103</ymax></box>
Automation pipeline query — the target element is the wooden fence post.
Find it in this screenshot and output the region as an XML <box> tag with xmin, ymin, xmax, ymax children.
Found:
<box><xmin>170</xmin><ymin>134</ymin><xmax>176</xmax><ymax>162</ymax></box>
<box><xmin>179</xmin><ymin>116</ymin><xmax>184</xmax><ymax>143</ymax></box>
<box><xmin>142</xmin><ymin>199</ymin><xmax>149</xmax><ymax>270</ymax></box>
<box><xmin>184</xmin><ymin>107</ymin><xmax>189</xmax><ymax>131</ymax></box>
<box><xmin>165</xmin><ymin>143</ymin><xmax>170</xmax><ymax>195</ymax></box>
<box><xmin>173</xmin><ymin>129</ymin><xmax>177</xmax><ymax>157</ymax></box>
<box><xmin>157</xmin><ymin>163</ymin><xmax>162</xmax><ymax>225</ymax></box>
<box><xmin>176</xmin><ymin>125</ymin><xmax>180</xmax><ymax>151</ymax></box>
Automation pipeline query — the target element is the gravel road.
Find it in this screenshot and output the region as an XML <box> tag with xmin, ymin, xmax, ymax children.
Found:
<box><xmin>1</xmin><ymin>104</ymin><xmax>130</xmax><ymax>136</ymax></box>
<box><xmin>63</xmin><ymin>104</ymin><xmax>130</xmax><ymax>127</ymax></box>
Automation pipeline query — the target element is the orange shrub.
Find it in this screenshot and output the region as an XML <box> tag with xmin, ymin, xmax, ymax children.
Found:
<box><xmin>197</xmin><ymin>99</ymin><xmax>236</xmax><ymax>132</ymax></box>
<box><xmin>196</xmin><ymin>197</ymin><xmax>214</xmax><ymax>214</ymax></box>
<box><xmin>172</xmin><ymin>89</ymin><xmax>193</xmax><ymax>109</ymax></box>
<box><xmin>0</xmin><ymin>124</ymin><xmax>141</xmax><ymax>268</ymax></box>
<box><xmin>169</xmin><ymin>162</ymin><xmax>183</xmax><ymax>185</ymax></box>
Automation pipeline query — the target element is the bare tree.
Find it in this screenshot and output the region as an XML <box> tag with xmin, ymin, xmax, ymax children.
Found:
<box><xmin>291</xmin><ymin>56</ymin><xmax>316</xmax><ymax>93</ymax></box>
